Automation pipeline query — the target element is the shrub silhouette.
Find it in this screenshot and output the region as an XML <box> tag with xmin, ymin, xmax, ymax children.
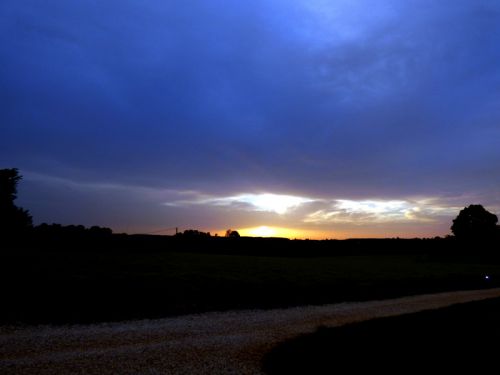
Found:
<box><xmin>0</xmin><ymin>168</ymin><xmax>33</xmax><ymax>237</ymax></box>
<box><xmin>451</xmin><ymin>204</ymin><xmax>498</xmax><ymax>240</ymax></box>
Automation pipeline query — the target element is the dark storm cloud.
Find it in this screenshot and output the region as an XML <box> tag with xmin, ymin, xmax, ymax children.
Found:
<box><xmin>1</xmin><ymin>0</ymin><xmax>322</xmax><ymax>192</ymax></box>
<box><xmin>1</xmin><ymin>0</ymin><xmax>500</xmax><ymax>235</ymax></box>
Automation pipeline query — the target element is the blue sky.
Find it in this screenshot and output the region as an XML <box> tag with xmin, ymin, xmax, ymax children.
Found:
<box><xmin>1</xmin><ymin>0</ymin><xmax>500</xmax><ymax>238</ymax></box>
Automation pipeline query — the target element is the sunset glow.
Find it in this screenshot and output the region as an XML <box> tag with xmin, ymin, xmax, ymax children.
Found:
<box><xmin>236</xmin><ymin>226</ymin><xmax>335</xmax><ymax>239</ymax></box>
<box><xmin>239</xmin><ymin>226</ymin><xmax>312</xmax><ymax>239</ymax></box>
<box><xmin>244</xmin><ymin>226</ymin><xmax>277</xmax><ymax>237</ymax></box>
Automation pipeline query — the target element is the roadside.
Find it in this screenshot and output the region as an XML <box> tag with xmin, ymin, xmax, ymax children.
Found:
<box><xmin>2</xmin><ymin>288</ymin><xmax>500</xmax><ymax>375</ymax></box>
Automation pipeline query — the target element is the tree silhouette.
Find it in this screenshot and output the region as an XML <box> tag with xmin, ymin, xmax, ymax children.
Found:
<box><xmin>451</xmin><ymin>204</ymin><xmax>498</xmax><ymax>240</ymax></box>
<box><xmin>0</xmin><ymin>168</ymin><xmax>33</xmax><ymax>237</ymax></box>
<box><xmin>225</xmin><ymin>229</ymin><xmax>240</xmax><ymax>238</ymax></box>
<box><xmin>178</xmin><ymin>229</ymin><xmax>211</xmax><ymax>238</ymax></box>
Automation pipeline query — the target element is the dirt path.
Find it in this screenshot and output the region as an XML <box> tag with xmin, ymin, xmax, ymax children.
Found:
<box><xmin>2</xmin><ymin>288</ymin><xmax>500</xmax><ymax>375</ymax></box>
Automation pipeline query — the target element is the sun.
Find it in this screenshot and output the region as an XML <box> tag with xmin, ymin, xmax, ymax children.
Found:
<box><xmin>247</xmin><ymin>226</ymin><xmax>276</xmax><ymax>237</ymax></box>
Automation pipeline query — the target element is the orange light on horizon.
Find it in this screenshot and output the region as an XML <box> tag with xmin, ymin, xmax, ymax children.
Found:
<box><xmin>244</xmin><ymin>226</ymin><xmax>277</xmax><ymax>237</ymax></box>
<box><xmin>236</xmin><ymin>226</ymin><xmax>332</xmax><ymax>239</ymax></box>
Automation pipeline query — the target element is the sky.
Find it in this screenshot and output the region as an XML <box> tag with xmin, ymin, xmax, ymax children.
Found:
<box><xmin>1</xmin><ymin>0</ymin><xmax>500</xmax><ymax>238</ymax></box>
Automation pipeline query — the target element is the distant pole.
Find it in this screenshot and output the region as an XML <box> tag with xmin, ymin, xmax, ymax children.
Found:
<box><xmin>175</xmin><ymin>227</ymin><xmax>178</xmax><ymax>235</ymax></box>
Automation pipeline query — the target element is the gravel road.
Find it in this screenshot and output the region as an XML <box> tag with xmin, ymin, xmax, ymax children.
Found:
<box><xmin>2</xmin><ymin>288</ymin><xmax>500</xmax><ymax>375</ymax></box>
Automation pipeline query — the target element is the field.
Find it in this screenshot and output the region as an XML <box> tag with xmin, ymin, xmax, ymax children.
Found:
<box><xmin>2</xmin><ymin>240</ymin><xmax>500</xmax><ymax>325</ymax></box>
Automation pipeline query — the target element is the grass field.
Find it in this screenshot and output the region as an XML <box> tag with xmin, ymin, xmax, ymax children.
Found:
<box><xmin>262</xmin><ymin>296</ymin><xmax>500</xmax><ymax>374</ymax></box>
<box><xmin>1</xmin><ymin>247</ymin><xmax>500</xmax><ymax>324</ymax></box>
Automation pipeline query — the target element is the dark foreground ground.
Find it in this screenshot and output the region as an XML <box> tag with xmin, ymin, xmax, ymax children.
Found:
<box><xmin>2</xmin><ymin>236</ymin><xmax>500</xmax><ymax>325</ymax></box>
<box><xmin>2</xmin><ymin>289</ymin><xmax>499</xmax><ymax>375</ymax></box>
<box><xmin>263</xmin><ymin>296</ymin><xmax>500</xmax><ymax>374</ymax></box>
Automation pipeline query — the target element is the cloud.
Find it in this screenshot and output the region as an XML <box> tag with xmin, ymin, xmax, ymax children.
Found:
<box><xmin>304</xmin><ymin>199</ymin><xmax>460</xmax><ymax>225</ymax></box>
<box><xmin>2</xmin><ymin>1</ymin><xmax>500</xmax><ymax>236</ymax></box>
<box><xmin>165</xmin><ymin>193</ymin><xmax>316</xmax><ymax>215</ymax></box>
<box><xmin>164</xmin><ymin>188</ymin><xmax>471</xmax><ymax>228</ymax></box>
